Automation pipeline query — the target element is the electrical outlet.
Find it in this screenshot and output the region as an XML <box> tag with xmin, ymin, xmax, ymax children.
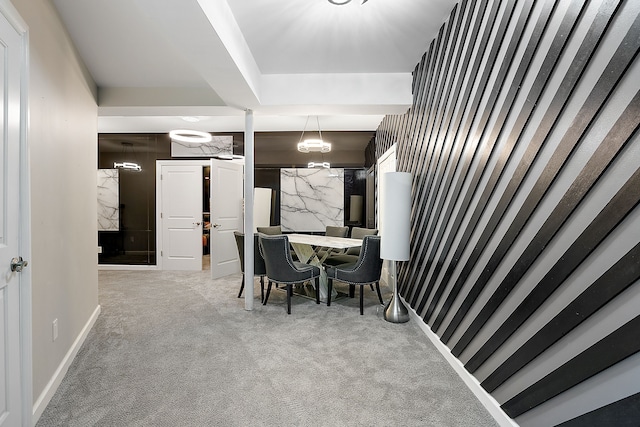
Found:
<box><xmin>52</xmin><ymin>318</ymin><xmax>58</xmax><ymax>341</ymax></box>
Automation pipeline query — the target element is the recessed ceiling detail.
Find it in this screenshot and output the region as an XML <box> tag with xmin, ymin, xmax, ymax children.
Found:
<box><xmin>52</xmin><ymin>0</ymin><xmax>459</xmax><ymax>133</ymax></box>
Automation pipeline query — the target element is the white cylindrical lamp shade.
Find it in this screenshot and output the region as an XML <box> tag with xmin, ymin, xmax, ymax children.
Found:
<box><xmin>253</xmin><ymin>187</ymin><xmax>272</xmax><ymax>232</ymax></box>
<box><xmin>380</xmin><ymin>172</ymin><xmax>411</xmax><ymax>261</ymax></box>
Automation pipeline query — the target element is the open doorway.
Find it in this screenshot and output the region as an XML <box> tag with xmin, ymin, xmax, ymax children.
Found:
<box><xmin>155</xmin><ymin>159</ymin><xmax>243</xmax><ymax>277</ymax></box>
<box><xmin>203</xmin><ymin>165</ymin><xmax>210</xmax><ymax>270</ymax></box>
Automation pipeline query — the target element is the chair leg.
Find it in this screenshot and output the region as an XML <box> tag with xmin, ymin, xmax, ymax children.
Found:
<box><xmin>315</xmin><ymin>277</ymin><xmax>320</xmax><ymax>304</ymax></box>
<box><xmin>287</xmin><ymin>284</ymin><xmax>292</xmax><ymax>314</ymax></box>
<box><xmin>260</xmin><ymin>276</ymin><xmax>265</xmax><ymax>303</ymax></box>
<box><xmin>327</xmin><ymin>279</ymin><xmax>333</xmax><ymax>306</ymax></box>
<box><xmin>375</xmin><ymin>281</ymin><xmax>384</xmax><ymax>305</ymax></box>
<box><xmin>360</xmin><ymin>285</ymin><xmax>364</xmax><ymax>315</ymax></box>
<box><xmin>369</xmin><ymin>283</ymin><xmax>375</xmax><ymax>291</ymax></box>
<box><xmin>349</xmin><ymin>284</ymin><xmax>355</xmax><ymax>298</ymax></box>
<box><xmin>238</xmin><ymin>273</ymin><xmax>245</xmax><ymax>298</ymax></box>
<box><xmin>263</xmin><ymin>281</ymin><xmax>273</xmax><ymax>305</ymax></box>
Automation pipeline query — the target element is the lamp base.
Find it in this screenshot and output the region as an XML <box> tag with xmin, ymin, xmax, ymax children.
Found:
<box><xmin>384</xmin><ymin>293</ymin><xmax>409</xmax><ymax>323</ymax></box>
<box><xmin>383</xmin><ymin>261</ymin><xmax>409</xmax><ymax>323</ymax></box>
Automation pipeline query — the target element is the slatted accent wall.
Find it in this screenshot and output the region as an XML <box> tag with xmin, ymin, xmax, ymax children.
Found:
<box><xmin>373</xmin><ymin>1</ymin><xmax>640</xmax><ymax>425</ymax></box>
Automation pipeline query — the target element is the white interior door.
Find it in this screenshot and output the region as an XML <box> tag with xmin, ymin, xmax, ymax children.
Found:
<box><xmin>160</xmin><ymin>163</ymin><xmax>203</xmax><ymax>270</ymax></box>
<box><xmin>210</xmin><ymin>159</ymin><xmax>243</xmax><ymax>279</ymax></box>
<box><xmin>377</xmin><ymin>144</ymin><xmax>397</xmax><ymax>287</ymax></box>
<box><xmin>0</xmin><ymin>7</ymin><xmax>24</xmax><ymax>426</ymax></box>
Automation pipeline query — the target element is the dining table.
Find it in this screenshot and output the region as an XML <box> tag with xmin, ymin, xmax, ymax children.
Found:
<box><xmin>286</xmin><ymin>233</ymin><xmax>363</xmax><ymax>302</ymax></box>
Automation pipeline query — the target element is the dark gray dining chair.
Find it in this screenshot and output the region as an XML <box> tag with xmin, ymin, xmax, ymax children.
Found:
<box><xmin>316</xmin><ymin>225</ymin><xmax>350</xmax><ymax>260</ymax></box>
<box><xmin>256</xmin><ymin>225</ymin><xmax>282</xmax><ymax>235</ymax></box>
<box><xmin>234</xmin><ymin>232</ymin><xmax>267</xmax><ymax>302</ymax></box>
<box><xmin>325</xmin><ymin>235</ymin><xmax>384</xmax><ymax>315</ymax></box>
<box><xmin>256</xmin><ymin>224</ymin><xmax>300</xmax><ymax>261</ymax></box>
<box><xmin>324</xmin><ymin>227</ymin><xmax>378</xmax><ymax>266</ymax></box>
<box><xmin>325</xmin><ymin>225</ymin><xmax>349</xmax><ymax>238</ymax></box>
<box><xmin>258</xmin><ymin>234</ymin><xmax>321</xmax><ymax>314</ymax></box>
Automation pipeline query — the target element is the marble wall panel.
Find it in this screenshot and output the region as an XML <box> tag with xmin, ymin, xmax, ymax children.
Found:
<box><xmin>171</xmin><ymin>135</ymin><xmax>233</xmax><ymax>157</ymax></box>
<box><xmin>281</xmin><ymin>168</ymin><xmax>344</xmax><ymax>232</ymax></box>
<box><xmin>98</xmin><ymin>169</ymin><xmax>119</xmax><ymax>231</ymax></box>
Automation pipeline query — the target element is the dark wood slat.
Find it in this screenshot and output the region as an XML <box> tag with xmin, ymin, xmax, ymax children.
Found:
<box><xmin>502</xmin><ymin>316</ymin><xmax>640</xmax><ymax>417</ymax></box>
<box><xmin>401</xmin><ymin>0</ymin><xmax>465</xmax><ymax>266</ymax></box>
<box><xmin>403</xmin><ymin>18</ymin><xmax>458</xmax><ymax>222</ymax></box>
<box><xmin>405</xmin><ymin>0</ymin><xmax>513</xmax><ymax>306</ymax></box>
<box><xmin>427</xmin><ymin>0</ymin><xmax>623</xmax><ymax>329</ymax></box>
<box><xmin>402</xmin><ymin>11</ymin><xmax>451</xmax><ymax>173</ymax></box>
<box><xmin>408</xmin><ymin>0</ymin><xmax>536</xmax><ymax>310</ymax></box>
<box><xmin>556</xmin><ymin>392</ymin><xmax>640</xmax><ymax>427</ymax></box>
<box><xmin>403</xmin><ymin>0</ymin><xmax>481</xmax><ymax>300</ymax></box>
<box><xmin>398</xmin><ymin>50</ymin><xmax>432</xmax><ymax>263</ymax></box>
<box><xmin>405</xmin><ymin>0</ymin><xmax>493</xmax><ymax>244</ymax></box>
<box><xmin>439</xmin><ymin>3</ymin><xmax>640</xmax><ymax>342</ymax></box>
<box><xmin>463</xmin><ymin>89</ymin><xmax>640</xmax><ymax>370</ymax></box>
<box><xmin>401</xmin><ymin>1</ymin><xmax>482</xmax><ymax>296</ymax></box>
<box><xmin>397</xmin><ymin>34</ymin><xmax>442</xmax><ymax>215</ymax></box>
<box><xmin>401</xmin><ymin>53</ymin><xmax>428</xmax><ymax>170</ymax></box>
<box><xmin>406</xmin><ymin>0</ymin><xmax>494</xmax><ymax>243</ymax></box>
<box><xmin>421</xmin><ymin>0</ymin><xmax>564</xmax><ymax>324</ymax></box>
<box><xmin>482</xmin><ymin>241</ymin><xmax>640</xmax><ymax>392</ymax></box>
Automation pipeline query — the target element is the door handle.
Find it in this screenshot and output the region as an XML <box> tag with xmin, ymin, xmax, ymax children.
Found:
<box><xmin>193</xmin><ymin>222</ymin><xmax>201</xmax><ymax>227</ymax></box>
<box><xmin>11</xmin><ymin>256</ymin><xmax>28</xmax><ymax>272</ymax></box>
<box><xmin>212</xmin><ymin>223</ymin><xmax>221</xmax><ymax>229</ymax></box>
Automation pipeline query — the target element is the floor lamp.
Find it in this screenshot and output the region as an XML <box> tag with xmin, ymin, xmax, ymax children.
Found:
<box><xmin>380</xmin><ymin>171</ymin><xmax>411</xmax><ymax>323</ymax></box>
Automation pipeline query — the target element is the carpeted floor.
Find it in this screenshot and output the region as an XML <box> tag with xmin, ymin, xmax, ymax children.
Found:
<box><xmin>36</xmin><ymin>270</ymin><xmax>499</xmax><ymax>427</ymax></box>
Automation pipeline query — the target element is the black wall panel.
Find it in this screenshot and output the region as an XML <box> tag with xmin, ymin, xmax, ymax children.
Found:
<box><xmin>371</xmin><ymin>0</ymin><xmax>640</xmax><ymax>425</ymax></box>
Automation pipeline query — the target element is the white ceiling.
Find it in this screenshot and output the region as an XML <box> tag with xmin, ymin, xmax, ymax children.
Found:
<box><xmin>52</xmin><ymin>0</ymin><xmax>457</xmax><ymax>134</ymax></box>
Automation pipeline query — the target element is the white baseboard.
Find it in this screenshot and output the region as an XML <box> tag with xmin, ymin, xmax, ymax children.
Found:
<box><xmin>404</xmin><ymin>297</ymin><xmax>519</xmax><ymax>427</ymax></box>
<box><xmin>32</xmin><ymin>304</ymin><xmax>101</xmax><ymax>425</ymax></box>
<box><xmin>98</xmin><ymin>264</ymin><xmax>157</xmax><ymax>271</ymax></box>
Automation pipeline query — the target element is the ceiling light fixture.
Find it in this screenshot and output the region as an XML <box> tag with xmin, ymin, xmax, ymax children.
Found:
<box><xmin>297</xmin><ymin>116</ymin><xmax>331</xmax><ymax>153</ymax></box>
<box><xmin>113</xmin><ymin>142</ymin><xmax>142</xmax><ymax>172</ymax></box>
<box><xmin>298</xmin><ymin>138</ymin><xmax>331</xmax><ymax>153</ymax></box>
<box><xmin>328</xmin><ymin>0</ymin><xmax>369</xmax><ymax>5</ymax></box>
<box><xmin>308</xmin><ymin>161</ymin><xmax>331</xmax><ymax>169</ymax></box>
<box><xmin>114</xmin><ymin>162</ymin><xmax>142</xmax><ymax>172</ymax></box>
<box><xmin>169</xmin><ymin>129</ymin><xmax>213</xmax><ymax>144</ymax></box>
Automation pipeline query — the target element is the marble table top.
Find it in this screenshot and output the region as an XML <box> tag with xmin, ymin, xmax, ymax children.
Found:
<box><xmin>286</xmin><ymin>233</ymin><xmax>362</xmax><ymax>249</ymax></box>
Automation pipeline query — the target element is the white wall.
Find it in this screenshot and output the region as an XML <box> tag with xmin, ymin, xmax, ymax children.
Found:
<box><xmin>11</xmin><ymin>0</ymin><xmax>99</xmax><ymax>417</ymax></box>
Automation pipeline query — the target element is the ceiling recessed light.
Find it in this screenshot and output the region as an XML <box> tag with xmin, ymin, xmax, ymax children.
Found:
<box><xmin>181</xmin><ymin>116</ymin><xmax>200</xmax><ymax>123</ymax></box>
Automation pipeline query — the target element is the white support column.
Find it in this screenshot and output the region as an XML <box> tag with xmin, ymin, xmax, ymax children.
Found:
<box><xmin>244</xmin><ymin>109</ymin><xmax>255</xmax><ymax>311</ymax></box>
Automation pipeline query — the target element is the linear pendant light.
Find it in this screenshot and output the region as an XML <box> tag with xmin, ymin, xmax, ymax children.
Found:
<box><xmin>297</xmin><ymin>116</ymin><xmax>331</xmax><ymax>153</ymax></box>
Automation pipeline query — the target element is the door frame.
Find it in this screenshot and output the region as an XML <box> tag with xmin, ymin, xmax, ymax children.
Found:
<box><xmin>156</xmin><ymin>160</ymin><xmax>210</xmax><ymax>270</ymax></box>
<box><xmin>365</xmin><ymin>164</ymin><xmax>375</xmax><ymax>229</ymax></box>
<box><xmin>2</xmin><ymin>1</ymin><xmax>33</xmax><ymax>425</ymax></box>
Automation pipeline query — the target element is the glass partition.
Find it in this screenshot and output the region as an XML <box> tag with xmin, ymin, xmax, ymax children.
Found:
<box><xmin>98</xmin><ymin>133</ymin><xmax>367</xmax><ymax>265</ymax></box>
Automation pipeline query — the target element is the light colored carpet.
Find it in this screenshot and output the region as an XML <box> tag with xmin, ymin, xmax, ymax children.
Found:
<box><xmin>36</xmin><ymin>270</ymin><xmax>498</xmax><ymax>427</ymax></box>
